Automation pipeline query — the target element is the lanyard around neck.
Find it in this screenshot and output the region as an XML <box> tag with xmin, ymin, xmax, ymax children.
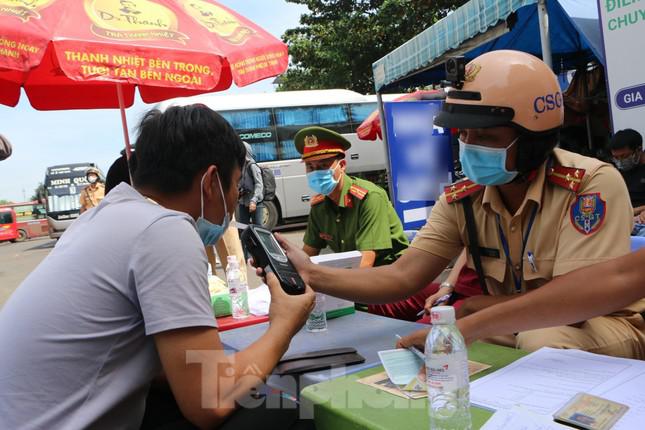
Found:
<box><xmin>495</xmin><ymin>203</ymin><xmax>538</xmax><ymax>293</ymax></box>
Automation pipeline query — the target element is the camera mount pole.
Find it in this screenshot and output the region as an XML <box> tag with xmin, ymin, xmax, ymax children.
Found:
<box><xmin>537</xmin><ymin>0</ymin><xmax>553</xmax><ymax>69</ymax></box>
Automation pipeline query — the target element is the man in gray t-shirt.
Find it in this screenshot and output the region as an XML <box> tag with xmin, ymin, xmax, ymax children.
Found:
<box><xmin>0</xmin><ymin>106</ymin><xmax>314</xmax><ymax>429</ymax></box>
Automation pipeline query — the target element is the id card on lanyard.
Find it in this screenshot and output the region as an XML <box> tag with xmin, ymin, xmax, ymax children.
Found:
<box><xmin>496</xmin><ymin>204</ymin><xmax>538</xmax><ymax>293</ymax></box>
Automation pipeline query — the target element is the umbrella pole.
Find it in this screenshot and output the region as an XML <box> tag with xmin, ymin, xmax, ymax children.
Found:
<box><xmin>116</xmin><ymin>83</ymin><xmax>134</xmax><ymax>184</ymax></box>
<box><xmin>116</xmin><ymin>83</ymin><xmax>133</xmax><ymax>160</ymax></box>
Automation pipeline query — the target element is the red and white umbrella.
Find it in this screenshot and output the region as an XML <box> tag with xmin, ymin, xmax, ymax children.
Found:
<box><xmin>0</xmin><ymin>0</ymin><xmax>289</xmax><ymax>155</ymax></box>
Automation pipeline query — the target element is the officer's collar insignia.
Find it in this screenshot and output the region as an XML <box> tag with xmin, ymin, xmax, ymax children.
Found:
<box><xmin>570</xmin><ymin>192</ymin><xmax>606</xmax><ymax>235</ymax></box>
<box><xmin>304</xmin><ymin>135</ymin><xmax>318</xmax><ymax>148</ymax></box>
<box><xmin>444</xmin><ymin>179</ymin><xmax>484</xmax><ymax>203</ymax></box>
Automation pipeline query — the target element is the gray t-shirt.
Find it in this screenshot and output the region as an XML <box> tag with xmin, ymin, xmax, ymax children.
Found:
<box><xmin>0</xmin><ymin>183</ymin><xmax>217</xmax><ymax>429</ymax></box>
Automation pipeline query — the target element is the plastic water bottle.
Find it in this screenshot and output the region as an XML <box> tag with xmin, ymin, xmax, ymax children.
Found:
<box><xmin>425</xmin><ymin>306</ymin><xmax>471</xmax><ymax>430</ymax></box>
<box><xmin>306</xmin><ymin>293</ymin><xmax>327</xmax><ymax>332</ymax></box>
<box><xmin>226</xmin><ymin>256</ymin><xmax>249</xmax><ymax>319</ymax></box>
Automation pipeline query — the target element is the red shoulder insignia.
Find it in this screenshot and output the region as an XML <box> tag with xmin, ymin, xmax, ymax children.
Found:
<box><xmin>349</xmin><ymin>184</ymin><xmax>369</xmax><ymax>200</ymax></box>
<box><xmin>310</xmin><ymin>194</ymin><xmax>325</xmax><ymax>206</ymax></box>
<box><xmin>546</xmin><ymin>165</ymin><xmax>585</xmax><ymax>193</ymax></box>
<box><xmin>443</xmin><ymin>179</ymin><xmax>484</xmax><ymax>204</ymax></box>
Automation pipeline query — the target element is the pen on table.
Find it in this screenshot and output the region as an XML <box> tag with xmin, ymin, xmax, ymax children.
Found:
<box><xmin>527</xmin><ymin>251</ymin><xmax>538</xmax><ymax>272</ymax></box>
<box><xmin>395</xmin><ymin>334</ymin><xmax>425</xmax><ymax>360</ymax></box>
<box><xmin>415</xmin><ymin>293</ymin><xmax>452</xmax><ymax>317</ymax></box>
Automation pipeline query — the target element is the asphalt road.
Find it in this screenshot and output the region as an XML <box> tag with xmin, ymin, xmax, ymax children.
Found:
<box><xmin>0</xmin><ymin>229</ymin><xmax>306</xmax><ymax>309</ymax></box>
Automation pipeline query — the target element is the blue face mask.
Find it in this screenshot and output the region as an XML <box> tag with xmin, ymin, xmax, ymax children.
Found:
<box><xmin>459</xmin><ymin>138</ymin><xmax>519</xmax><ymax>186</ymax></box>
<box><xmin>196</xmin><ymin>171</ymin><xmax>230</xmax><ymax>246</ymax></box>
<box><xmin>307</xmin><ymin>162</ymin><xmax>339</xmax><ymax>195</ymax></box>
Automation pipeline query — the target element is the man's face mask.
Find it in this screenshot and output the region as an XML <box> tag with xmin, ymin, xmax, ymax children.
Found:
<box><xmin>196</xmin><ymin>171</ymin><xmax>230</xmax><ymax>246</ymax></box>
<box><xmin>87</xmin><ymin>174</ymin><xmax>98</xmax><ymax>184</ymax></box>
<box><xmin>459</xmin><ymin>138</ymin><xmax>519</xmax><ymax>186</ymax></box>
<box><xmin>613</xmin><ymin>151</ymin><xmax>640</xmax><ymax>172</ymax></box>
<box><xmin>307</xmin><ymin>161</ymin><xmax>340</xmax><ymax>195</ymax></box>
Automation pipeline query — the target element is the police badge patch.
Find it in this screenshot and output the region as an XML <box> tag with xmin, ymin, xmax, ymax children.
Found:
<box><xmin>570</xmin><ymin>193</ymin><xmax>606</xmax><ymax>235</ymax></box>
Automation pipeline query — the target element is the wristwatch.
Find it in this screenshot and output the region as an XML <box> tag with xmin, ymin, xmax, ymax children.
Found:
<box><xmin>439</xmin><ymin>281</ymin><xmax>455</xmax><ymax>292</ymax></box>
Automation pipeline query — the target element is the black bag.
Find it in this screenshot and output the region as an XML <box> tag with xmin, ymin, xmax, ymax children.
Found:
<box><xmin>240</xmin><ymin>161</ymin><xmax>276</xmax><ymax>202</ymax></box>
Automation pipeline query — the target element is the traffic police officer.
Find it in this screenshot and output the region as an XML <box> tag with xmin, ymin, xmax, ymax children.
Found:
<box><xmin>79</xmin><ymin>167</ymin><xmax>105</xmax><ymax>213</ymax></box>
<box><xmin>281</xmin><ymin>51</ymin><xmax>645</xmax><ymax>358</ymax></box>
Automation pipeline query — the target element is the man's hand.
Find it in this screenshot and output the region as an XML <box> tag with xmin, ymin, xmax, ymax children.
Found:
<box><xmin>266</xmin><ymin>271</ymin><xmax>315</xmax><ymax>337</ymax></box>
<box><xmin>422</xmin><ymin>285</ymin><xmax>453</xmax><ymax>315</ymax></box>
<box><xmin>396</xmin><ymin>328</ymin><xmax>430</xmax><ymax>351</ymax></box>
<box><xmin>249</xmin><ymin>202</ymin><xmax>257</xmax><ymax>213</ymax></box>
<box><xmin>273</xmin><ymin>233</ymin><xmax>315</xmax><ymax>284</ymax></box>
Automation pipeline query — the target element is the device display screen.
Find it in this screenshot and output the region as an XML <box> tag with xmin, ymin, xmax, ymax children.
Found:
<box><xmin>257</xmin><ymin>229</ymin><xmax>286</xmax><ymax>257</ymax></box>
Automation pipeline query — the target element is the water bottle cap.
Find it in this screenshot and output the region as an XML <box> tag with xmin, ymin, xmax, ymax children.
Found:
<box><xmin>430</xmin><ymin>306</ymin><xmax>456</xmax><ymax>324</ymax></box>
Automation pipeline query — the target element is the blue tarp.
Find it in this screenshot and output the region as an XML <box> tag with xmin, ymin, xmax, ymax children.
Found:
<box><xmin>373</xmin><ymin>0</ymin><xmax>602</xmax><ymax>92</ymax></box>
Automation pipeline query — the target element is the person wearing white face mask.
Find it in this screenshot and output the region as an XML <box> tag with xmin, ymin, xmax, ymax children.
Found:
<box><xmin>0</xmin><ymin>105</ymin><xmax>315</xmax><ymax>430</ymax></box>
<box><xmin>79</xmin><ymin>166</ymin><xmax>105</xmax><ymax>213</ymax></box>
<box><xmin>272</xmin><ymin>51</ymin><xmax>645</xmax><ymax>360</ymax></box>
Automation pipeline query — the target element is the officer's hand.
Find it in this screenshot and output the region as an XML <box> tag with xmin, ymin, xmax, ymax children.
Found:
<box><xmin>273</xmin><ymin>233</ymin><xmax>314</xmax><ymax>283</ymax></box>
<box><xmin>249</xmin><ymin>202</ymin><xmax>257</xmax><ymax>213</ymax></box>
<box><xmin>422</xmin><ymin>286</ymin><xmax>453</xmax><ymax>315</ymax></box>
<box><xmin>266</xmin><ymin>271</ymin><xmax>315</xmax><ymax>337</ymax></box>
<box><xmin>636</xmin><ymin>212</ymin><xmax>645</xmax><ymax>224</ymax></box>
<box><xmin>396</xmin><ymin>328</ymin><xmax>429</xmax><ymax>351</ymax></box>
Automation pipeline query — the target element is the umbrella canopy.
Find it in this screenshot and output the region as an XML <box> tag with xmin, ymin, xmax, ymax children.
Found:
<box><xmin>356</xmin><ymin>90</ymin><xmax>444</xmax><ymax>140</ymax></box>
<box><xmin>0</xmin><ymin>0</ymin><xmax>289</xmax><ymax>109</ymax></box>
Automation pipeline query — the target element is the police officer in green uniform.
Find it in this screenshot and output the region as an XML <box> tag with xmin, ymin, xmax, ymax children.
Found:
<box><xmin>295</xmin><ymin>127</ymin><xmax>437</xmax><ymax>320</ymax></box>
<box><xmin>295</xmin><ymin>126</ymin><xmax>408</xmax><ymax>266</ymax></box>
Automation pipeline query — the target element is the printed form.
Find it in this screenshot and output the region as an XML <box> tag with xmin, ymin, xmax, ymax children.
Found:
<box><xmin>471</xmin><ymin>347</ymin><xmax>645</xmax><ymax>428</ymax></box>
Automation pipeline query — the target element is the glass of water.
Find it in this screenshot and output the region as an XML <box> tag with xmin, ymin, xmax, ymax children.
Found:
<box><xmin>306</xmin><ymin>293</ymin><xmax>327</xmax><ymax>332</ymax></box>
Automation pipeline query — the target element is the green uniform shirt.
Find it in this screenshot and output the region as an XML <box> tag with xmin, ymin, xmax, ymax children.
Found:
<box><xmin>303</xmin><ymin>175</ymin><xmax>408</xmax><ymax>266</ymax></box>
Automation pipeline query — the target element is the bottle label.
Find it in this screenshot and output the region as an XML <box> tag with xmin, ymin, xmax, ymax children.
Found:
<box><xmin>426</xmin><ymin>355</ymin><xmax>469</xmax><ymax>393</ymax></box>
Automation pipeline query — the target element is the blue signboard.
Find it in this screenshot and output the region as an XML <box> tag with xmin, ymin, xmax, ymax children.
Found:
<box><xmin>384</xmin><ymin>101</ymin><xmax>454</xmax><ymax>230</ymax></box>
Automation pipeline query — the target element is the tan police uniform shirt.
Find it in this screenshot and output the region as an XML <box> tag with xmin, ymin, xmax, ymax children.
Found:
<box><xmin>412</xmin><ymin>148</ymin><xmax>645</xmax><ymax>313</ymax></box>
<box><xmin>80</xmin><ymin>183</ymin><xmax>105</xmax><ymax>212</ymax></box>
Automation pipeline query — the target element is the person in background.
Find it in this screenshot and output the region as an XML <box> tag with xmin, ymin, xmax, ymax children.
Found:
<box><xmin>0</xmin><ymin>105</ymin><xmax>314</xmax><ymax>429</ymax></box>
<box><xmin>237</xmin><ymin>142</ymin><xmax>264</xmax><ymax>227</ymax></box>
<box><xmin>609</xmin><ymin>129</ymin><xmax>645</xmax><ymax>235</ymax></box>
<box><xmin>79</xmin><ymin>166</ymin><xmax>105</xmax><ymax>213</ymax></box>
<box><xmin>0</xmin><ymin>134</ymin><xmax>12</xmax><ymax>161</ymax></box>
<box><xmin>105</xmin><ymin>149</ymin><xmax>137</xmax><ymax>194</ymax></box>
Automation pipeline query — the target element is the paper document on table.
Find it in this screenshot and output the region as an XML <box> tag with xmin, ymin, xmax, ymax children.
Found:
<box><xmin>589</xmin><ymin>369</ymin><xmax>645</xmax><ymax>430</ymax></box>
<box><xmin>471</xmin><ymin>348</ymin><xmax>641</xmax><ymax>416</ymax></box>
<box><xmin>481</xmin><ymin>406</ymin><xmax>568</xmax><ymax>430</ymax></box>
<box><xmin>378</xmin><ymin>349</ymin><xmax>424</xmax><ymax>385</ymax></box>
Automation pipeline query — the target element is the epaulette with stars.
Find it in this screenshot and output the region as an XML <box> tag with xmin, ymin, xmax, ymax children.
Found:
<box><xmin>444</xmin><ymin>179</ymin><xmax>484</xmax><ymax>204</ymax></box>
<box><xmin>546</xmin><ymin>164</ymin><xmax>585</xmax><ymax>193</ymax></box>
<box><xmin>348</xmin><ymin>184</ymin><xmax>369</xmax><ymax>200</ymax></box>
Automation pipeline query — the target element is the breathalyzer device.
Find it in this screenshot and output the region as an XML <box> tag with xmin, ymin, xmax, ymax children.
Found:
<box><xmin>241</xmin><ymin>225</ymin><xmax>306</xmax><ymax>295</ymax></box>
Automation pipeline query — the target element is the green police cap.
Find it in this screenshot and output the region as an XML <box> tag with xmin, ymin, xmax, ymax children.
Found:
<box><xmin>294</xmin><ymin>126</ymin><xmax>351</xmax><ymax>161</ymax></box>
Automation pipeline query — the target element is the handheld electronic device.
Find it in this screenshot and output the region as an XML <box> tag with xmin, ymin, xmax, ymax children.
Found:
<box><xmin>241</xmin><ymin>225</ymin><xmax>306</xmax><ymax>295</ymax></box>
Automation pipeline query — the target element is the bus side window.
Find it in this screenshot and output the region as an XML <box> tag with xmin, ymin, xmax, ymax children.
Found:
<box><xmin>274</xmin><ymin>105</ymin><xmax>353</xmax><ymax>160</ymax></box>
<box><xmin>220</xmin><ymin>109</ymin><xmax>279</xmax><ymax>162</ymax></box>
<box><xmin>349</xmin><ymin>102</ymin><xmax>378</xmax><ymax>125</ymax></box>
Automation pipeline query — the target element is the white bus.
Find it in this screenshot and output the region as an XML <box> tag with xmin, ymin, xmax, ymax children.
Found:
<box><xmin>160</xmin><ymin>89</ymin><xmax>401</xmax><ymax>228</ymax></box>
